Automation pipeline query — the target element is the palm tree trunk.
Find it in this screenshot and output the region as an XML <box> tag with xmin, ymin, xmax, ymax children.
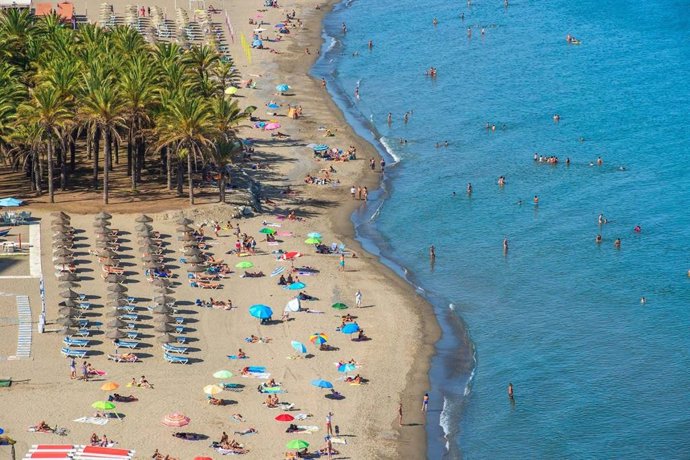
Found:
<box><xmin>165</xmin><ymin>146</ymin><xmax>172</xmax><ymax>190</ymax></box>
<box><xmin>176</xmin><ymin>159</ymin><xmax>184</xmax><ymax>196</ymax></box>
<box><xmin>127</xmin><ymin>122</ymin><xmax>133</xmax><ymax>177</ymax></box>
<box><xmin>104</xmin><ymin>128</ymin><xmax>111</xmax><ymax>204</ymax></box>
<box><xmin>47</xmin><ymin>139</ymin><xmax>55</xmax><ymax>203</ymax></box>
<box><xmin>136</xmin><ymin>137</ymin><xmax>145</xmax><ymax>182</ymax></box>
<box><xmin>59</xmin><ymin>140</ymin><xmax>67</xmax><ymax>191</ymax></box>
<box><xmin>69</xmin><ymin>137</ymin><xmax>76</xmax><ymax>172</ymax></box>
<box><xmin>92</xmin><ymin>127</ymin><xmax>100</xmax><ymax>189</ymax></box>
<box><xmin>36</xmin><ymin>150</ymin><xmax>43</xmax><ymax>195</ymax></box>
<box><xmin>187</xmin><ymin>147</ymin><xmax>194</xmax><ymax>205</ymax></box>
<box><xmin>113</xmin><ymin>138</ymin><xmax>118</xmax><ymax>167</ymax></box>
<box><xmin>218</xmin><ymin>173</ymin><xmax>226</xmax><ymax>203</ymax></box>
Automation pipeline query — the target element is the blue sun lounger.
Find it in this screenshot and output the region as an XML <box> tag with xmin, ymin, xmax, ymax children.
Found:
<box><xmin>63</xmin><ymin>337</ymin><xmax>90</xmax><ymax>347</ymax></box>
<box><xmin>61</xmin><ymin>347</ymin><xmax>88</xmax><ymax>358</ymax></box>
<box><xmin>164</xmin><ymin>352</ymin><xmax>189</xmax><ymax>364</ymax></box>
<box><xmin>115</xmin><ymin>340</ymin><xmax>139</xmax><ymax>349</ymax></box>
<box><xmin>162</xmin><ymin>343</ymin><xmax>188</xmax><ymax>354</ymax></box>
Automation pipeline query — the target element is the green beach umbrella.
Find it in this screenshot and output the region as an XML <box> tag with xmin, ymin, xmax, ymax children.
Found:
<box><xmin>91</xmin><ymin>401</ymin><xmax>116</xmax><ymax>410</ymax></box>
<box><xmin>304</xmin><ymin>238</ymin><xmax>321</xmax><ymax>244</ymax></box>
<box><xmin>286</xmin><ymin>439</ymin><xmax>309</xmax><ymax>450</ymax></box>
<box><xmin>213</xmin><ymin>370</ymin><xmax>234</xmax><ymax>379</ymax></box>
<box><xmin>259</xmin><ymin>227</ymin><xmax>276</xmax><ymax>235</ymax></box>
<box><xmin>235</xmin><ymin>261</ymin><xmax>254</xmax><ymax>269</ymax></box>
<box><xmin>331</xmin><ymin>302</ymin><xmax>348</xmax><ymax>310</ymax></box>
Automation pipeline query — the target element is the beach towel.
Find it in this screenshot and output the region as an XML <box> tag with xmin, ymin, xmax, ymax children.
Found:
<box><xmin>247</xmin><ymin>366</ymin><xmax>266</xmax><ymax>372</ymax></box>
<box><xmin>330</xmin><ymin>437</ymin><xmax>348</xmax><ymax>445</ymax></box>
<box><xmin>260</xmin><ymin>387</ymin><xmax>285</xmax><ymax>394</ymax></box>
<box><xmin>294</xmin><ymin>413</ymin><xmax>312</xmax><ymax>420</ymax></box>
<box><xmin>214</xmin><ymin>447</ymin><xmax>246</xmax><ymax>455</ymax></box>
<box><xmin>267</xmin><ymin>242</ymin><xmax>280</xmax><ymax>246</ymax></box>
<box><xmin>295</xmin><ymin>425</ymin><xmax>319</xmax><ymax>433</ymax></box>
<box><xmin>276</xmin><ymin>231</ymin><xmax>292</xmax><ymax>236</ymax></box>
<box><xmin>241</xmin><ymin>372</ymin><xmax>270</xmax><ymax>379</ymax></box>
<box><xmin>73</xmin><ymin>417</ymin><xmax>109</xmax><ymax>426</ymax></box>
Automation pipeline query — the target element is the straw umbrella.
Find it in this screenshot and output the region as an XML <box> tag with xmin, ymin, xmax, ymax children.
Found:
<box><xmin>106</xmin><ymin>330</ymin><xmax>127</xmax><ymax>339</ymax></box>
<box><xmin>107</xmin><ymin>292</ymin><xmax>126</xmax><ymax>301</ymax></box>
<box><xmin>107</xmin><ymin>319</ymin><xmax>126</xmax><ymax>328</ymax></box>
<box><xmin>59</xmin><ymin>299</ymin><xmax>79</xmax><ymax>308</ymax></box>
<box><xmin>59</xmin><ymin>289</ymin><xmax>79</xmax><ymax>299</ymax></box>
<box><xmin>176</xmin><ymin>218</ymin><xmax>193</xmax><ymax>225</ymax></box>
<box><xmin>176</xmin><ymin>225</ymin><xmax>193</xmax><ymax>233</ymax></box>
<box><xmin>153</xmin><ymin>314</ymin><xmax>175</xmax><ymax>324</ymax></box>
<box><xmin>104</xmin><ymin>273</ymin><xmax>125</xmax><ymax>283</ymax></box>
<box><xmin>143</xmin><ymin>262</ymin><xmax>163</xmax><ymax>270</ymax></box>
<box><xmin>57</xmin><ymin>317</ymin><xmax>77</xmax><ymax>327</ymax></box>
<box><xmin>141</xmin><ymin>255</ymin><xmax>162</xmax><ymax>263</ymax></box>
<box><xmin>183</xmin><ymin>247</ymin><xmax>202</xmax><ymax>256</ymax></box>
<box><xmin>59</xmin><ymin>327</ymin><xmax>78</xmax><ymax>335</ymax></box>
<box><xmin>93</xmin><ymin>220</ymin><xmax>111</xmax><ymax>228</ymax></box>
<box><xmin>58</xmin><ymin>272</ymin><xmax>79</xmax><ymax>282</ymax></box>
<box><xmin>58</xmin><ymin>307</ymin><xmax>79</xmax><ymax>316</ymax></box>
<box><xmin>178</xmin><ymin>234</ymin><xmax>195</xmax><ymax>242</ymax></box>
<box><xmin>58</xmin><ymin>281</ymin><xmax>80</xmax><ymax>290</ymax></box>
<box><xmin>152</xmin><ymin>278</ymin><xmax>171</xmax><ymax>287</ymax></box>
<box><xmin>96</xmin><ymin>248</ymin><xmax>118</xmax><ymax>258</ymax></box>
<box><xmin>135</xmin><ymin>223</ymin><xmax>153</xmax><ymax>232</ymax></box>
<box><xmin>53</xmin><ymin>247</ymin><xmax>73</xmax><ymax>257</ymax></box>
<box><xmin>135</xmin><ymin>215</ymin><xmax>153</xmax><ymax>223</ymax></box>
<box><xmin>152</xmin><ymin>305</ymin><xmax>173</xmax><ymax>315</ymax></box>
<box><xmin>153</xmin><ymin>295</ymin><xmax>175</xmax><ymax>305</ymax></box>
<box><xmin>154</xmin><ymin>323</ymin><xmax>174</xmax><ymax>333</ymax></box>
<box><xmin>106</xmin><ymin>299</ymin><xmax>128</xmax><ymax>308</ymax></box>
<box><xmin>105</xmin><ymin>310</ymin><xmax>122</xmax><ymax>318</ymax></box>
<box><xmin>154</xmin><ymin>286</ymin><xmax>174</xmax><ymax>295</ymax></box>
<box><xmin>107</xmin><ymin>284</ymin><xmax>128</xmax><ymax>293</ymax></box>
<box><xmin>96</xmin><ymin>211</ymin><xmax>112</xmax><ymax>219</ymax></box>
<box><xmin>156</xmin><ymin>333</ymin><xmax>177</xmax><ymax>343</ymax></box>
<box><xmin>51</xmin><ymin>211</ymin><xmax>70</xmax><ymax>219</ymax></box>
<box><xmin>187</xmin><ymin>265</ymin><xmax>205</xmax><ymax>273</ymax></box>
<box><xmin>186</xmin><ymin>255</ymin><xmax>205</xmax><ymax>264</ymax></box>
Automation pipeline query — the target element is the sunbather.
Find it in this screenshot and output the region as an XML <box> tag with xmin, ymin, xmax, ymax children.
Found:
<box><xmin>109</xmin><ymin>393</ymin><xmax>137</xmax><ymax>402</ymax></box>
<box><xmin>90</xmin><ymin>433</ymin><xmax>100</xmax><ymax>445</ymax></box>
<box><xmin>237</xmin><ymin>348</ymin><xmax>247</xmax><ymax>359</ymax></box>
<box><xmin>234</xmin><ymin>428</ymin><xmax>257</xmax><ymax>435</ymax></box>
<box><xmin>139</xmin><ymin>375</ymin><xmax>153</xmax><ymax>388</ymax></box>
<box><xmin>197</xmin><ymin>280</ymin><xmax>221</xmax><ymax>289</ymax></box>
<box><xmin>33</xmin><ymin>421</ymin><xmax>53</xmax><ymax>432</ymax></box>
<box><xmin>240</xmin><ymin>271</ymin><xmax>265</xmax><ymax>278</ymax></box>
<box><xmin>208</xmin><ymin>396</ymin><xmax>224</xmax><ymax>406</ymax></box>
<box><xmin>172</xmin><ymin>432</ymin><xmax>203</xmax><ymax>440</ymax></box>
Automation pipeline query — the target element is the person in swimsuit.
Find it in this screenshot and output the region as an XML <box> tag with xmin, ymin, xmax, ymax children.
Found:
<box><xmin>421</xmin><ymin>393</ymin><xmax>429</xmax><ymax>412</ymax></box>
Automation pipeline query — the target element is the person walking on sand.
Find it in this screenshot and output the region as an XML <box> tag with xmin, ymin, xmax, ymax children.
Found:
<box><xmin>338</xmin><ymin>254</ymin><xmax>345</xmax><ymax>272</ymax></box>
<box><xmin>398</xmin><ymin>402</ymin><xmax>403</xmax><ymax>426</ymax></box>
<box><xmin>69</xmin><ymin>357</ymin><xmax>76</xmax><ymax>379</ymax></box>
<box><xmin>421</xmin><ymin>393</ymin><xmax>429</xmax><ymax>412</ymax></box>
<box><xmin>355</xmin><ymin>289</ymin><xmax>362</xmax><ymax>308</ymax></box>
<box><xmin>81</xmin><ymin>361</ymin><xmax>89</xmax><ymax>381</ymax></box>
<box><xmin>325</xmin><ymin>412</ymin><xmax>334</xmax><ymax>436</ymax></box>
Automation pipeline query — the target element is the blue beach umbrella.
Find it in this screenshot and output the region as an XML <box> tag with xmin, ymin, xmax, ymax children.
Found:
<box><xmin>286</xmin><ymin>282</ymin><xmax>305</xmax><ymax>290</ymax></box>
<box><xmin>267</xmin><ymin>103</ymin><xmax>280</xmax><ymax>109</ymax></box>
<box><xmin>312</xmin><ymin>144</ymin><xmax>329</xmax><ymax>152</ymax></box>
<box><xmin>252</xmin><ymin>39</ymin><xmax>263</xmax><ymax>47</ymax></box>
<box><xmin>0</xmin><ymin>427</ymin><xmax>4</xmax><ymax>434</ymax></box>
<box><xmin>291</xmin><ymin>341</ymin><xmax>307</xmax><ymax>354</ymax></box>
<box><xmin>337</xmin><ymin>363</ymin><xmax>357</xmax><ymax>373</ymax></box>
<box><xmin>311</xmin><ymin>379</ymin><xmax>333</xmax><ymax>389</ymax></box>
<box><xmin>249</xmin><ymin>304</ymin><xmax>273</xmax><ymax>319</ymax></box>
<box><xmin>307</xmin><ymin>232</ymin><xmax>322</xmax><ymax>239</ymax></box>
<box><xmin>274</xmin><ymin>23</ymin><xmax>286</xmax><ymax>28</ymax></box>
<box><xmin>0</xmin><ymin>197</ymin><xmax>23</xmax><ymax>207</ymax></box>
<box><xmin>276</xmin><ymin>84</ymin><xmax>290</xmax><ymax>92</ymax></box>
<box><xmin>341</xmin><ymin>323</ymin><xmax>360</xmax><ymax>335</ymax></box>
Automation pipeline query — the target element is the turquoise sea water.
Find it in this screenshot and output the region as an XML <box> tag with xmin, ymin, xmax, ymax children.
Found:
<box><xmin>314</xmin><ymin>0</ymin><xmax>690</xmax><ymax>458</ymax></box>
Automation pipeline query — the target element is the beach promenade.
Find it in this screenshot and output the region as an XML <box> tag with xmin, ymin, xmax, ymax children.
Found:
<box><xmin>0</xmin><ymin>0</ymin><xmax>439</xmax><ymax>457</ymax></box>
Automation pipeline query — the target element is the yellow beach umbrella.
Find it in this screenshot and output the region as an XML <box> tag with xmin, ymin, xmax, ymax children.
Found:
<box><xmin>203</xmin><ymin>384</ymin><xmax>223</xmax><ymax>395</ymax></box>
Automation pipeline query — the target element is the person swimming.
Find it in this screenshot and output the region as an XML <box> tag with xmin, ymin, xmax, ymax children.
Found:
<box><xmin>595</xmin><ymin>234</ymin><xmax>602</xmax><ymax>244</ymax></box>
<box><xmin>467</xmin><ymin>183</ymin><xmax>473</xmax><ymax>194</ymax></box>
<box><xmin>614</xmin><ymin>238</ymin><xmax>621</xmax><ymax>248</ymax></box>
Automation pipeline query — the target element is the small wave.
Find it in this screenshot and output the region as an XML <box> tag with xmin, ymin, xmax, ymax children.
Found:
<box><xmin>369</xmin><ymin>202</ymin><xmax>383</xmax><ymax>221</ymax></box>
<box><xmin>449</xmin><ymin>303</ymin><xmax>455</xmax><ymax>311</ymax></box>
<box><xmin>415</xmin><ymin>286</ymin><xmax>426</xmax><ymax>294</ymax></box>
<box><xmin>440</xmin><ymin>396</ymin><xmax>451</xmax><ymax>451</ymax></box>
<box><xmin>464</xmin><ymin>349</ymin><xmax>477</xmax><ymax>396</ymax></box>
<box><xmin>379</xmin><ymin>137</ymin><xmax>401</xmax><ymax>163</ymax></box>
<box><xmin>326</xmin><ymin>35</ymin><xmax>338</xmax><ymax>53</ymax></box>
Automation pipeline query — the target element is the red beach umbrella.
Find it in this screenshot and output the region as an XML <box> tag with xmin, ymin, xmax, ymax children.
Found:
<box><xmin>275</xmin><ymin>413</ymin><xmax>295</xmax><ymax>422</ymax></box>
<box><xmin>162</xmin><ymin>412</ymin><xmax>190</xmax><ymax>427</ymax></box>
<box><xmin>194</xmin><ymin>458</ymin><xmax>213</xmax><ymax>460</ymax></box>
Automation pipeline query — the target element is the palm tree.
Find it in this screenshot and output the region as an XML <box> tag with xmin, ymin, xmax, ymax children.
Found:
<box><xmin>79</xmin><ymin>70</ymin><xmax>126</xmax><ymax>204</ymax></box>
<box><xmin>119</xmin><ymin>52</ymin><xmax>159</xmax><ymax>189</ymax></box>
<box><xmin>155</xmin><ymin>90</ymin><xmax>215</xmax><ymax>204</ymax></box>
<box><xmin>18</xmin><ymin>85</ymin><xmax>71</xmax><ymax>203</ymax></box>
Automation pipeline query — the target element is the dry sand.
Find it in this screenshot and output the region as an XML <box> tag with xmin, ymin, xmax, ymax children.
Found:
<box><xmin>0</xmin><ymin>0</ymin><xmax>440</xmax><ymax>457</ymax></box>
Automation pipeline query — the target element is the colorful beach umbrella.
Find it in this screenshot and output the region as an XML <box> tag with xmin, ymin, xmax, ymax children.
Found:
<box><xmin>213</xmin><ymin>370</ymin><xmax>234</xmax><ymax>379</ymax></box>
<box><xmin>236</xmin><ymin>261</ymin><xmax>254</xmax><ymax>269</ymax></box>
<box><xmin>291</xmin><ymin>341</ymin><xmax>307</xmax><ymax>354</ymax></box>
<box><xmin>307</xmin><ymin>232</ymin><xmax>322</xmax><ymax>239</ymax></box>
<box><xmin>203</xmin><ymin>384</ymin><xmax>223</xmax><ymax>395</ymax></box>
<box><xmin>286</xmin><ymin>439</ymin><xmax>309</xmax><ymax>450</ymax></box>
<box><xmin>341</xmin><ymin>323</ymin><xmax>360</xmax><ymax>335</ymax></box>
<box><xmin>309</xmin><ymin>333</ymin><xmax>328</xmax><ymax>345</ymax></box>
<box><xmin>311</xmin><ymin>379</ymin><xmax>333</xmax><ymax>389</ymax></box>
<box><xmin>283</xmin><ymin>251</ymin><xmax>301</xmax><ymax>259</ymax></box>
<box><xmin>264</xmin><ymin>122</ymin><xmax>281</xmax><ymax>131</ymax></box>
<box><xmin>286</xmin><ymin>282</ymin><xmax>305</xmax><ymax>290</ymax></box>
<box><xmin>259</xmin><ymin>227</ymin><xmax>276</xmax><ymax>234</ymax></box>
<box><xmin>91</xmin><ymin>401</ymin><xmax>116</xmax><ymax>410</ymax></box>
<box><xmin>162</xmin><ymin>412</ymin><xmax>190</xmax><ymax>427</ymax></box>
<box><xmin>249</xmin><ymin>304</ymin><xmax>273</xmax><ymax>319</ymax></box>
<box><xmin>275</xmin><ymin>413</ymin><xmax>295</xmax><ymax>422</ymax></box>
<box><xmin>224</xmin><ymin>86</ymin><xmax>238</xmax><ymax>95</ymax></box>
<box><xmin>304</xmin><ymin>237</ymin><xmax>321</xmax><ymax>244</ymax></box>
<box><xmin>338</xmin><ymin>363</ymin><xmax>357</xmax><ymax>373</ymax></box>
<box><xmin>331</xmin><ymin>302</ymin><xmax>348</xmax><ymax>310</ymax></box>
<box><xmin>100</xmin><ymin>382</ymin><xmax>119</xmax><ymax>391</ymax></box>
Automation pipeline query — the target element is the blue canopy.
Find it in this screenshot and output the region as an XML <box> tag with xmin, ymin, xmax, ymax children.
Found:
<box><xmin>267</xmin><ymin>103</ymin><xmax>280</xmax><ymax>109</ymax></box>
<box><xmin>311</xmin><ymin>379</ymin><xmax>333</xmax><ymax>389</ymax></box>
<box><xmin>252</xmin><ymin>39</ymin><xmax>263</xmax><ymax>48</ymax></box>
<box><xmin>337</xmin><ymin>363</ymin><xmax>357</xmax><ymax>373</ymax></box>
<box><xmin>341</xmin><ymin>323</ymin><xmax>360</xmax><ymax>335</ymax></box>
<box><xmin>0</xmin><ymin>197</ymin><xmax>24</xmax><ymax>207</ymax></box>
<box><xmin>249</xmin><ymin>304</ymin><xmax>273</xmax><ymax>319</ymax></box>
<box><xmin>291</xmin><ymin>341</ymin><xmax>307</xmax><ymax>354</ymax></box>
<box><xmin>276</xmin><ymin>84</ymin><xmax>290</xmax><ymax>92</ymax></box>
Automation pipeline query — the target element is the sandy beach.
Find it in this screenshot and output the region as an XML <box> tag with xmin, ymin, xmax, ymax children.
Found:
<box><xmin>0</xmin><ymin>0</ymin><xmax>439</xmax><ymax>457</ymax></box>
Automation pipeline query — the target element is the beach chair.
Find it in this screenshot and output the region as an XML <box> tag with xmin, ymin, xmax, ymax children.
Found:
<box><xmin>119</xmin><ymin>313</ymin><xmax>138</xmax><ymax>321</ymax></box>
<box><xmin>63</xmin><ymin>337</ymin><xmax>90</xmax><ymax>347</ymax></box>
<box><xmin>72</xmin><ymin>329</ymin><xmax>91</xmax><ymax>337</ymax></box>
<box><xmin>163</xmin><ymin>352</ymin><xmax>189</xmax><ymax>364</ymax></box>
<box><xmin>115</xmin><ymin>340</ymin><xmax>139</xmax><ymax>349</ymax></box>
<box><xmin>162</xmin><ymin>343</ymin><xmax>188</xmax><ymax>354</ymax></box>
<box><xmin>174</xmin><ymin>325</ymin><xmax>186</xmax><ymax>334</ymax></box>
<box><xmin>107</xmin><ymin>353</ymin><xmax>139</xmax><ymax>363</ymax></box>
<box><xmin>116</xmin><ymin>305</ymin><xmax>136</xmax><ymax>313</ymax></box>
<box><xmin>124</xmin><ymin>331</ymin><xmax>139</xmax><ymax>340</ymax></box>
<box><xmin>61</xmin><ymin>347</ymin><xmax>87</xmax><ymax>358</ymax></box>
<box><xmin>77</xmin><ymin>303</ymin><xmax>91</xmax><ymax>310</ymax></box>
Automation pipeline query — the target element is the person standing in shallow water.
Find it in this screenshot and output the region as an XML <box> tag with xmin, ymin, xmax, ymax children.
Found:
<box><xmin>508</xmin><ymin>383</ymin><xmax>514</xmax><ymax>400</ymax></box>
